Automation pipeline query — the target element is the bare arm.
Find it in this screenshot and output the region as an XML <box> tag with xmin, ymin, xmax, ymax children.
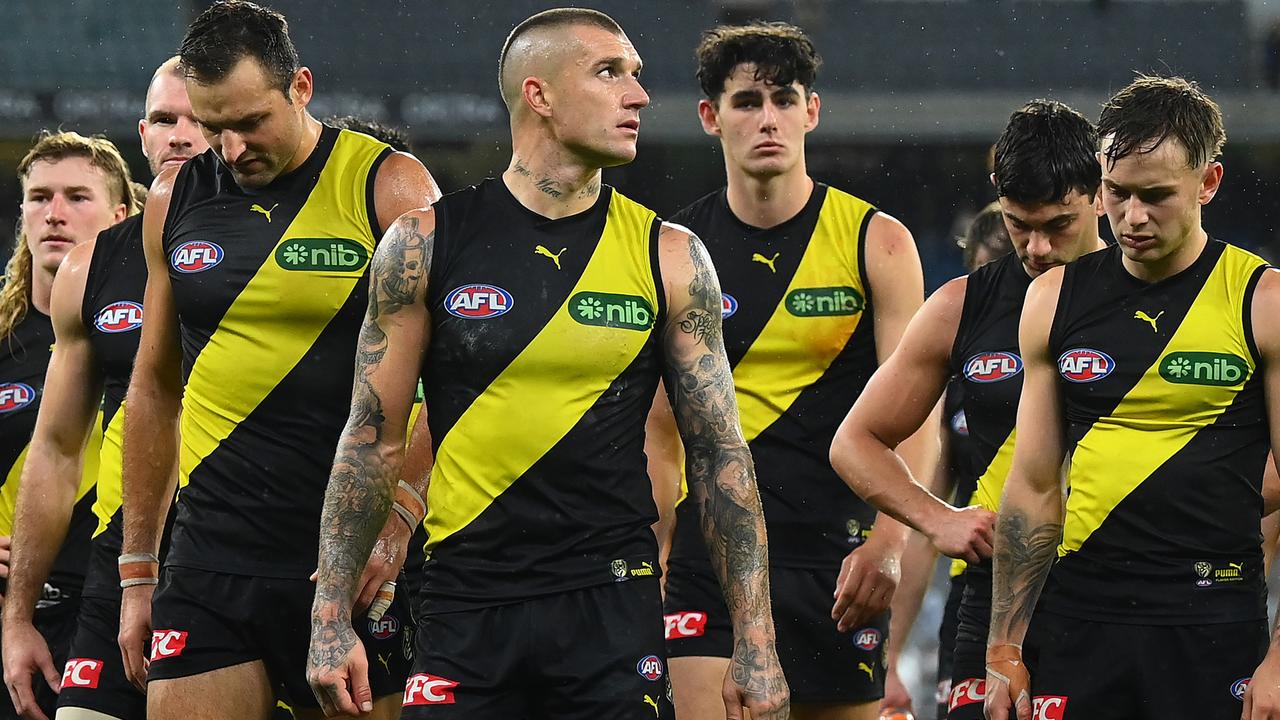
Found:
<box><xmin>983</xmin><ymin>269</ymin><xmax>1067</xmax><ymax>720</ymax></box>
<box><xmin>644</xmin><ymin>382</ymin><xmax>682</xmax><ymax>575</ymax></box>
<box><xmin>308</xmin><ymin>210</ymin><xmax>432</xmax><ymax>716</ymax></box>
<box><xmin>658</xmin><ymin>222</ymin><xmax>787</xmax><ymax>718</ymax></box>
<box><xmin>3</xmin><ymin>241</ymin><xmax>103</xmax><ymax>626</ymax></box>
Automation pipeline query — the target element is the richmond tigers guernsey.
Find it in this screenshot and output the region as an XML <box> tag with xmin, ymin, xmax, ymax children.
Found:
<box><xmin>79</xmin><ymin>214</ymin><xmax>149</xmax><ymax>598</ymax></box>
<box><xmin>419</xmin><ymin>178</ymin><xmax>664</xmax><ymax>613</ymax></box>
<box><xmin>1043</xmin><ymin>239</ymin><xmax>1270</xmax><ymax>623</ymax></box>
<box><xmin>163</xmin><ymin>126</ymin><xmax>392</xmax><ymax>578</ymax></box>
<box><xmin>0</xmin><ymin>306</ymin><xmax>98</xmax><ymax>596</ymax></box>
<box><xmin>947</xmin><ymin>251</ymin><xmax>1030</xmax><ymax>583</ymax></box>
<box><xmin>666</xmin><ymin>183</ymin><xmax>878</xmax><ymax>572</ymax></box>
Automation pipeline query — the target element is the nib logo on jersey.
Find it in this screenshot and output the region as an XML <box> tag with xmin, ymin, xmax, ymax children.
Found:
<box><xmin>1160</xmin><ymin>352</ymin><xmax>1249</xmax><ymax>387</ymax></box>
<box><xmin>403</xmin><ymin>674</ymin><xmax>459</xmax><ymax>706</ymax></box>
<box><xmin>0</xmin><ymin>383</ymin><xmax>35</xmax><ymax>413</ymax></box>
<box><xmin>786</xmin><ymin>286</ymin><xmax>863</xmax><ymax>317</ymax></box>
<box><xmin>276</xmin><ymin>238</ymin><xmax>370</xmax><ymax>272</ymax></box>
<box><xmin>61</xmin><ymin>658</ymin><xmax>104</xmax><ymax>689</ymax></box>
<box><xmin>963</xmin><ymin>352</ymin><xmax>1023</xmax><ymax>383</ymax></box>
<box><xmin>94</xmin><ymin>301</ymin><xmax>144</xmax><ymax>334</ymax></box>
<box><xmin>170</xmin><ymin>240</ymin><xmax>224</xmax><ymax>274</ymax></box>
<box><xmin>1057</xmin><ymin>348</ymin><xmax>1114</xmax><ymax>383</ymax></box>
<box><xmin>570</xmin><ymin>292</ymin><xmax>655</xmax><ymax>331</ymax></box>
<box><xmin>445</xmin><ymin>284</ymin><xmax>514</xmax><ymax>319</ymax></box>
<box><xmin>948</xmin><ymin>679</ymin><xmax>1068</xmax><ymax>720</ymax></box>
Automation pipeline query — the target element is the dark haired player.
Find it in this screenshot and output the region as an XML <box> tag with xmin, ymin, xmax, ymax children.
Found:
<box><xmin>829</xmin><ymin>100</ymin><xmax>1107</xmax><ymax>720</ymax></box>
<box><xmin>985</xmin><ymin>76</ymin><xmax>1280</xmax><ymax>720</ymax></box>
<box><xmin>307</xmin><ymin>8</ymin><xmax>789</xmax><ymax>720</ymax></box>
<box><xmin>116</xmin><ymin>2</ymin><xmax>439</xmax><ymax>718</ymax></box>
<box><xmin>654</xmin><ymin>21</ymin><xmax>934</xmax><ymax>720</ymax></box>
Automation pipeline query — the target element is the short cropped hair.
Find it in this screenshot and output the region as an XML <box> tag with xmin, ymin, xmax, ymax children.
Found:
<box><xmin>498</xmin><ymin>8</ymin><xmax>625</xmax><ymax>105</ymax></box>
<box><xmin>695</xmin><ymin>22</ymin><xmax>821</xmax><ymax>100</ymax></box>
<box><xmin>1098</xmin><ymin>74</ymin><xmax>1225</xmax><ymax>169</ymax></box>
<box><xmin>180</xmin><ymin>0</ymin><xmax>300</xmax><ymax>97</ymax></box>
<box><xmin>994</xmin><ymin>100</ymin><xmax>1100</xmax><ymax>204</ymax></box>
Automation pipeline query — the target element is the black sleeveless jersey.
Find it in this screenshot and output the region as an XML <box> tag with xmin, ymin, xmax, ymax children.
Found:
<box><xmin>666</xmin><ymin>183</ymin><xmax>880</xmax><ymax>572</ymax></box>
<box><xmin>77</xmin><ymin>215</ymin><xmax>148</xmax><ymax>598</ymax></box>
<box><xmin>0</xmin><ymin>306</ymin><xmax>97</xmax><ymax>597</ymax></box>
<box><xmin>162</xmin><ymin>126</ymin><xmax>392</xmax><ymax>578</ymax></box>
<box><xmin>1043</xmin><ymin>240</ymin><xmax>1270</xmax><ymax>624</ymax></box>
<box><xmin>419</xmin><ymin>179</ymin><xmax>664</xmax><ymax>613</ymax></box>
<box><xmin>943</xmin><ymin>382</ymin><xmax>977</xmax><ymax>512</ymax></box>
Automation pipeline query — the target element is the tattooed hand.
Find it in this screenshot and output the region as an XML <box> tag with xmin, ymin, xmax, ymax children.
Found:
<box><xmin>723</xmin><ymin>636</ymin><xmax>791</xmax><ymax>720</ymax></box>
<box><xmin>307</xmin><ymin>605</ymin><xmax>372</xmax><ymax>717</ymax></box>
<box><xmin>658</xmin><ymin>223</ymin><xmax>789</xmax><ymax>719</ymax></box>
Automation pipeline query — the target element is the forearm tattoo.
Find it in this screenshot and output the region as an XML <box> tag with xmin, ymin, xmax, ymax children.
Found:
<box><xmin>310</xmin><ymin>216</ymin><xmax>432</xmax><ymax>672</ymax></box>
<box><xmin>989</xmin><ymin>509</ymin><xmax>1062</xmax><ymax>644</ymax></box>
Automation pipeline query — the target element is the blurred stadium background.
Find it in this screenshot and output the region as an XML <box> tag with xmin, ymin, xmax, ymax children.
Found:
<box><xmin>5</xmin><ymin>1</ymin><xmax>1280</xmax><ymax>716</ymax></box>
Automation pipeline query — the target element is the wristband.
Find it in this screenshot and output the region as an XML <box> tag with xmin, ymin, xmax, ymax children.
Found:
<box><xmin>117</xmin><ymin>553</ymin><xmax>159</xmax><ymax>565</ymax></box>
<box><xmin>120</xmin><ymin>577</ymin><xmax>160</xmax><ymax>589</ymax></box>
<box><xmin>391</xmin><ymin>502</ymin><xmax>420</xmax><ymax>531</ymax></box>
<box><xmin>394</xmin><ymin>480</ymin><xmax>426</xmax><ymax>529</ymax></box>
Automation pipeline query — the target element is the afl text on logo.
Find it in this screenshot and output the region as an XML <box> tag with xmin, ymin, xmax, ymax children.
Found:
<box><xmin>721</xmin><ymin>292</ymin><xmax>738</xmax><ymax>319</ymax></box>
<box><xmin>963</xmin><ymin>352</ymin><xmax>1023</xmax><ymax>383</ymax></box>
<box><xmin>1057</xmin><ymin>348</ymin><xmax>1115</xmax><ymax>383</ymax></box>
<box><xmin>94</xmin><ymin>301</ymin><xmax>144</xmax><ymax>333</ymax></box>
<box><xmin>170</xmin><ymin>240</ymin><xmax>224</xmax><ymax>274</ymax></box>
<box><xmin>0</xmin><ymin>383</ymin><xmax>35</xmax><ymax>413</ymax></box>
<box><xmin>445</xmin><ymin>284</ymin><xmax>514</xmax><ymax>320</ymax></box>
<box><xmin>636</xmin><ymin>655</ymin><xmax>664</xmax><ymax>681</ymax></box>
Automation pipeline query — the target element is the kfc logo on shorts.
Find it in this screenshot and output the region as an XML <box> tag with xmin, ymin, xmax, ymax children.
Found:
<box><xmin>369</xmin><ymin>614</ymin><xmax>400</xmax><ymax>640</ymax></box>
<box><xmin>663</xmin><ymin>611</ymin><xmax>707</xmax><ymax>640</ymax></box>
<box><xmin>948</xmin><ymin>678</ymin><xmax>986</xmax><ymax>711</ymax></box>
<box><xmin>636</xmin><ymin>655</ymin><xmax>664</xmax><ymax>681</ymax></box>
<box><xmin>1033</xmin><ymin>696</ymin><xmax>1068</xmax><ymax>720</ymax></box>
<box><xmin>61</xmin><ymin>658</ymin><xmax>103</xmax><ymax>689</ymax></box>
<box><xmin>150</xmin><ymin>630</ymin><xmax>188</xmax><ymax>660</ymax></box>
<box><xmin>1232</xmin><ymin>677</ymin><xmax>1252</xmax><ymax>701</ymax></box>
<box><xmin>403</xmin><ymin>674</ymin><xmax>459</xmax><ymax>706</ymax></box>
<box><xmin>853</xmin><ymin>628</ymin><xmax>882</xmax><ymax>651</ymax></box>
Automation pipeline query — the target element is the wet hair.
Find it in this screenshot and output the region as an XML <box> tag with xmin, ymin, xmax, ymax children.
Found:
<box><xmin>180</xmin><ymin>1</ymin><xmax>300</xmax><ymax>97</ymax></box>
<box><xmin>326</xmin><ymin>115</ymin><xmax>414</xmax><ymax>154</ymax></box>
<box><xmin>958</xmin><ymin>202</ymin><xmax>1013</xmax><ymax>271</ymax></box>
<box><xmin>498</xmin><ymin>8</ymin><xmax>625</xmax><ymax>106</ymax></box>
<box><xmin>1098</xmin><ymin>74</ymin><xmax>1225</xmax><ymax>169</ymax></box>
<box><xmin>695</xmin><ymin>22</ymin><xmax>821</xmax><ymax>100</ymax></box>
<box><xmin>2</xmin><ymin>132</ymin><xmax>139</xmax><ymax>339</ymax></box>
<box><xmin>993</xmin><ymin>100</ymin><xmax>1100</xmax><ymax>204</ymax></box>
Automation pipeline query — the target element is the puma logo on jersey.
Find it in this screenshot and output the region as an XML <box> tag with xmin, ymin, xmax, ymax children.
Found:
<box><xmin>1229</xmin><ymin>562</ymin><xmax>1245</xmax><ymax>572</ymax></box>
<box><xmin>643</xmin><ymin>695</ymin><xmax>660</xmax><ymax>717</ymax></box>
<box><xmin>250</xmin><ymin>203</ymin><xmax>278</xmax><ymax>222</ymax></box>
<box><xmin>534</xmin><ymin>245</ymin><xmax>566</xmax><ymax>270</ymax></box>
<box><xmin>376</xmin><ymin>653</ymin><xmax>391</xmax><ymax>675</ymax></box>
<box><xmin>1133</xmin><ymin>310</ymin><xmax>1163</xmax><ymax>332</ymax></box>
<box><xmin>751</xmin><ymin>251</ymin><xmax>780</xmax><ymax>273</ymax></box>
<box><xmin>858</xmin><ymin>662</ymin><xmax>875</xmax><ymax>681</ymax></box>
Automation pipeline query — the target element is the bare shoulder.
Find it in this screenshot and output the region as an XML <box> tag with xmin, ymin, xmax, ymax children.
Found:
<box><xmin>1251</xmin><ymin>267</ymin><xmax>1280</xmax><ymax>354</ymax></box>
<box><xmin>922</xmin><ymin>275</ymin><xmax>969</xmax><ymax>332</ymax></box>
<box><xmin>866</xmin><ymin>211</ymin><xmax>916</xmax><ymax>254</ymax></box>
<box><xmin>50</xmin><ymin>241</ymin><xmax>94</xmax><ymax>332</ymax></box>
<box><xmin>374</xmin><ymin>152</ymin><xmax>442</xmax><ymax>232</ymax></box>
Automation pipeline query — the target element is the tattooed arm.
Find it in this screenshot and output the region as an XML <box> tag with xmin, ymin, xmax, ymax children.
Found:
<box><xmin>307</xmin><ymin>210</ymin><xmax>433</xmax><ymax>717</ymax></box>
<box><xmin>984</xmin><ymin>268</ymin><xmax>1068</xmax><ymax>720</ymax></box>
<box><xmin>657</xmin><ymin>223</ymin><xmax>788</xmax><ymax>720</ymax></box>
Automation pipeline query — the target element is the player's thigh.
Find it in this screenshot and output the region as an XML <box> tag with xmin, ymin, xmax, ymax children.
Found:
<box><xmin>147</xmin><ymin>660</ymin><xmax>275</xmax><ymax>720</ymax></box>
<box><xmin>54</xmin><ymin>708</ymin><xmax>129</xmax><ymax>720</ymax></box>
<box><xmin>669</xmin><ymin>656</ymin><xmax>729</xmax><ymax>720</ymax></box>
<box><xmin>790</xmin><ymin>700</ymin><xmax>878</xmax><ymax>720</ymax></box>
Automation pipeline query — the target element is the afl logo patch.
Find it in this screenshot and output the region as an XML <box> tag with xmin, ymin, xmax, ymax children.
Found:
<box><xmin>1231</xmin><ymin>678</ymin><xmax>1250</xmax><ymax>701</ymax></box>
<box><xmin>636</xmin><ymin>655</ymin><xmax>664</xmax><ymax>681</ymax></box>
<box><xmin>94</xmin><ymin>301</ymin><xmax>143</xmax><ymax>333</ymax></box>
<box><xmin>445</xmin><ymin>284</ymin><xmax>513</xmax><ymax>319</ymax></box>
<box><xmin>369</xmin><ymin>614</ymin><xmax>400</xmax><ymax>640</ymax></box>
<box><xmin>170</xmin><ymin>241</ymin><xmax>224</xmax><ymax>274</ymax></box>
<box><xmin>963</xmin><ymin>352</ymin><xmax>1022</xmax><ymax>383</ymax></box>
<box><xmin>0</xmin><ymin>383</ymin><xmax>35</xmax><ymax>413</ymax></box>
<box><xmin>1057</xmin><ymin>348</ymin><xmax>1115</xmax><ymax>383</ymax></box>
<box><xmin>721</xmin><ymin>293</ymin><xmax>738</xmax><ymax>319</ymax></box>
<box><xmin>853</xmin><ymin>628</ymin><xmax>882</xmax><ymax>651</ymax></box>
